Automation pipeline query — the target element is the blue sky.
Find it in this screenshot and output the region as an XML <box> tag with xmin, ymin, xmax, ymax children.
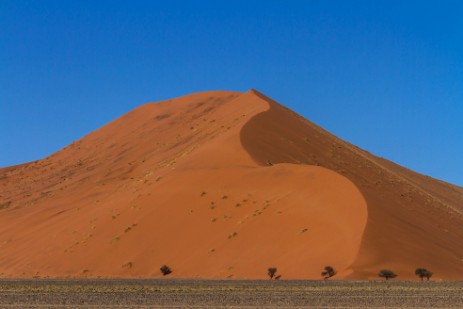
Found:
<box><xmin>1</xmin><ymin>1</ymin><xmax>462</xmax><ymax>186</ymax></box>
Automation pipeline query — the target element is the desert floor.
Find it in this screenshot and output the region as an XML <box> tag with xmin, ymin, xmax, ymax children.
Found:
<box><xmin>1</xmin><ymin>279</ymin><xmax>462</xmax><ymax>308</ymax></box>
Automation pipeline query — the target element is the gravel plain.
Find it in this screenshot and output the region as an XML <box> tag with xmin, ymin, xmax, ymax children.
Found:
<box><xmin>1</xmin><ymin>279</ymin><xmax>463</xmax><ymax>308</ymax></box>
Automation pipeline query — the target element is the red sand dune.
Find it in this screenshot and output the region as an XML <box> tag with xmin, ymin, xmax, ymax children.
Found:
<box><xmin>0</xmin><ymin>90</ymin><xmax>462</xmax><ymax>280</ymax></box>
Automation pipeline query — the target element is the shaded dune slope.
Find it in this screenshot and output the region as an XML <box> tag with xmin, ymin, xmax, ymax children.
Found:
<box><xmin>241</xmin><ymin>91</ymin><xmax>463</xmax><ymax>279</ymax></box>
<box><xmin>0</xmin><ymin>90</ymin><xmax>367</xmax><ymax>279</ymax></box>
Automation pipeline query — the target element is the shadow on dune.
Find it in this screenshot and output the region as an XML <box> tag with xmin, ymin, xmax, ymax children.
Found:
<box><xmin>240</xmin><ymin>90</ymin><xmax>463</xmax><ymax>279</ymax></box>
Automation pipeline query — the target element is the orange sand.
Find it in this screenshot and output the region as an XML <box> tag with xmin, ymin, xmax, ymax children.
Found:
<box><xmin>0</xmin><ymin>90</ymin><xmax>462</xmax><ymax>280</ymax></box>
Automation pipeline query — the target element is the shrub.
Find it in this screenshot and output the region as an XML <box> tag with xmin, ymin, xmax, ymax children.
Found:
<box><xmin>321</xmin><ymin>266</ymin><xmax>335</xmax><ymax>279</ymax></box>
<box><xmin>415</xmin><ymin>268</ymin><xmax>433</xmax><ymax>281</ymax></box>
<box><xmin>378</xmin><ymin>269</ymin><xmax>397</xmax><ymax>280</ymax></box>
<box><xmin>268</xmin><ymin>267</ymin><xmax>277</xmax><ymax>279</ymax></box>
<box><xmin>160</xmin><ymin>265</ymin><xmax>172</xmax><ymax>276</ymax></box>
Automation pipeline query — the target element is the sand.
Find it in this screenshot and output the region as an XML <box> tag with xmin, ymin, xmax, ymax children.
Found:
<box><xmin>0</xmin><ymin>89</ymin><xmax>462</xmax><ymax>279</ymax></box>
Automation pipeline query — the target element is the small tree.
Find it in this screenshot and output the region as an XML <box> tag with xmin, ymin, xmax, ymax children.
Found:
<box><xmin>415</xmin><ymin>268</ymin><xmax>433</xmax><ymax>281</ymax></box>
<box><xmin>268</xmin><ymin>267</ymin><xmax>277</xmax><ymax>279</ymax></box>
<box><xmin>160</xmin><ymin>265</ymin><xmax>172</xmax><ymax>276</ymax></box>
<box><xmin>378</xmin><ymin>269</ymin><xmax>397</xmax><ymax>280</ymax></box>
<box><xmin>321</xmin><ymin>266</ymin><xmax>335</xmax><ymax>279</ymax></box>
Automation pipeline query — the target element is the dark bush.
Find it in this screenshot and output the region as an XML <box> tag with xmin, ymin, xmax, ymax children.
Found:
<box><xmin>321</xmin><ymin>266</ymin><xmax>336</xmax><ymax>279</ymax></box>
<box><xmin>160</xmin><ymin>265</ymin><xmax>172</xmax><ymax>276</ymax></box>
<box><xmin>415</xmin><ymin>268</ymin><xmax>433</xmax><ymax>281</ymax></box>
<box><xmin>378</xmin><ymin>269</ymin><xmax>397</xmax><ymax>280</ymax></box>
<box><xmin>268</xmin><ymin>267</ymin><xmax>277</xmax><ymax>279</ymax></box>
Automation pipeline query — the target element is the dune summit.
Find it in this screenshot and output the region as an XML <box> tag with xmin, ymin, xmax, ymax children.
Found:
<box><xmin>1</xmin><ymin>90</ymin><xmax>462</xmax><ymax>280</ymax></box>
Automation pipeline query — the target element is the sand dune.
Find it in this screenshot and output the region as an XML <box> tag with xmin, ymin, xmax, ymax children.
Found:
<box><xmin>242</xmin><ymin>90</ymin><xmax>463</xmax><ymax>279</ymax></box>
<box><xmin>0</xmin><ymin>90</ymin><xmax>462</xmax><ymax>279</ymax></box>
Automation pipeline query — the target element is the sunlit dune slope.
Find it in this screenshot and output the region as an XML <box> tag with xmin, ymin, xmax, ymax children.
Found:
<box><xmin>0</xmin><ymin>90</ymin><xmax>367</xmax><ymax>279</ymax></box>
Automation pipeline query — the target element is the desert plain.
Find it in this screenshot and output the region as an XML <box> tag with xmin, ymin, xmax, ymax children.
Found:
<box><xmin>1</xmin><ymin>279</ymin><xmax>463</xmax><ymax>308</ymax></box>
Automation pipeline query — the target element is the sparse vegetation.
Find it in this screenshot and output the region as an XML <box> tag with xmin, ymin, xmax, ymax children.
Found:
<box><xmin>0</xmin><ymin>200</ymin><xmax>12</xmax><ymax>209</ymax></box>
<box><xmin>415</xmin><ymin>268</ymin><xmax>433</xmax><ymax>281</ymax></box>
<box><xmin>321</xmin><ymin>266</ymin><xmax>335</xmax><ymax>279</ymax></box>
<box><xmin>124</xmin><ymin>223</ymin><xmax>138</xmax><ymax>233</ymax></box>
<box><xmin>378</xmin><ymin>269</ymin><xmax>397</xmax><ymax>280</ymax></box>
<box><xmin>267</xmin><ymin>267</ymin><xmax>277</xmax><ymax>279</ymax></box>
<box><xmin>227</xmin><ymin>231</ymin><xmax>238</xmax><ymax>239</ymax></box>
<box><xmin>160</xmin><ymin>265</ymin><xmax>172</xmax><ymax>276</ymax></box>
<box><xmin>109</xmin><ymin>236</ymin><xmax>120</xmax><ymax>244</ymax></box>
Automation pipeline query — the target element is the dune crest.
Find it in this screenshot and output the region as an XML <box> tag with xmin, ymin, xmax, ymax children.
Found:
<box><xmin>241</xmin><ymin>90</ymin><xmax>463</xmax><ymax>279</ymax></box>
<box><xmin>1</xmin><ymin>89</ymin><xmax>462</xmax><ymax>279</ymax></box>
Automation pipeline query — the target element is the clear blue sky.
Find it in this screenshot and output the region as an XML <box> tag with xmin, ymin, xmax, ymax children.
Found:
<box><xmin>1</xmin><ymin>1</ymin><xmax>462</xmax><ymax>186</ymax></box>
